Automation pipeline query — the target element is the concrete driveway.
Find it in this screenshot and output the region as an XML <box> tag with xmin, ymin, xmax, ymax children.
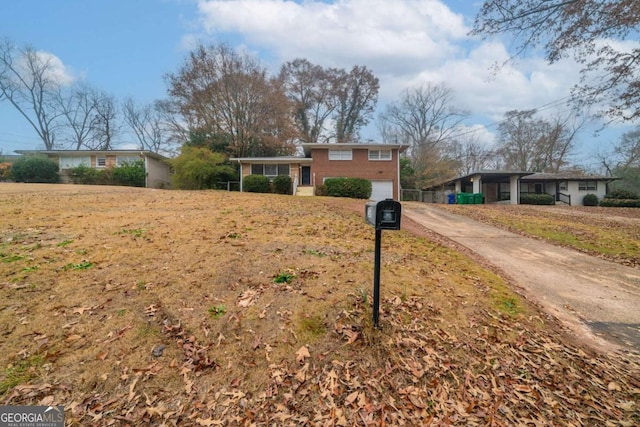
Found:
<box><xmin>402</xmin><ymin>202</ymin><xmax>640</xmax><ymax>355</ymax></box>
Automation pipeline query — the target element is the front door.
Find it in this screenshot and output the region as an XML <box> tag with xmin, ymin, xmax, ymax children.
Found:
<box><xmin>301</xmin><ymin>166</ymin><xmax>311</xmax><ymax>185</ymax></box>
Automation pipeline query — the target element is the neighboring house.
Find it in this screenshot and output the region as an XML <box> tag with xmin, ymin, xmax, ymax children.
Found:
<box><xmin>14</xmin><ymin>150</ymin><xmax>171</xmax><ymax>189</ymax></box>
<box><xmin>231</xmin><ymin>143</ymin><xmax>408</xmax><ymax>201</ymax></box>
<box><xmin>521</xmin><ymin>172</ymin><xmax>617</xmax><ymax>206</ymax></box>
<box><xmin>427</xmin><ymin>170</ymin><xmax>617</xmax><ymax>205</ymax></box>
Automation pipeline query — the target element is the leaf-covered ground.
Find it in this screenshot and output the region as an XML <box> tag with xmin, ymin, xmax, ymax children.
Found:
<box><xmin>0</xmin><ymin>184</ymin><xmax>638</xmax><ymax>426</ymax></box>
<box><xmin>438</xmin><ymin>204</ymin><xmax>640</xmax><ymax>268</ymax></box>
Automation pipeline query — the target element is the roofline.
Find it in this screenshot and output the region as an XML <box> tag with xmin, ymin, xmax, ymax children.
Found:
<box><xmin>230</xmin><ymin>157</ymin><xmax>313</xmax><ymax>164</ymax></box>
<box><xmin>14</xmin><ymin>149</ymin><xmax>169</xmax><ymax>160</ymax></box>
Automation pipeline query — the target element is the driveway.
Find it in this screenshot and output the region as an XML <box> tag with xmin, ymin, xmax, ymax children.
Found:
<box><xmin>402</xmin><ymin>202</ymin><xmax>640</xmax><ymax>355</ymax></box>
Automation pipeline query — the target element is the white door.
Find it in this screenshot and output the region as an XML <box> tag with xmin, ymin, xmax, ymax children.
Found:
<box><xmin>371</xmin><ymin>181</ymin><xmax>394</xmax><ymax>201</ymax></box>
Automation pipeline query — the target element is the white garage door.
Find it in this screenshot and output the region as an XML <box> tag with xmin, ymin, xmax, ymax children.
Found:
<box><xmin>371</xmin><ymin>181</ymin><xmax>394</xmax><ymax>201</ymax></box>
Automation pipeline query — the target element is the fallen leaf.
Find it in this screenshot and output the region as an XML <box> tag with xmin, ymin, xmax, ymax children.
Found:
<box><xmin>296</xmin><ymin>346</ymin><xmax>310</xmax><ymax>364</ymax></box>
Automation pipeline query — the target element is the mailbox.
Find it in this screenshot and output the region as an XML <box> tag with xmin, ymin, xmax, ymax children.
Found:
<box><xmin>365</xmin><ymin>199</ymin><xmax>401</xmax><ymax>230</ymax></box>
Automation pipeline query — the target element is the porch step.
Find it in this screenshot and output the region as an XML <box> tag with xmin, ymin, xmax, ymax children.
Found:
<box><xmin>295</xmin><ymin>186</ymin><xmax>315</xmax><ymax>196</ymax></box>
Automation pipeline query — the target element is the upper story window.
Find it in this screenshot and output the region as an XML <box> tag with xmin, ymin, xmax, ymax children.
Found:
<box><xmin>578</xmin><ymin>180</ymin><xmax>597</xmax><ymax>191</ymax></box>
<box><xmin>60</xmin><ymin>156</ymin><xmax>90</xmax><ymax>169</ymax></box>
<box><xmin>559</xmin><ymin>181</ymin><xmax>568</xmax><ymax>191</ymax></box>
<box><xmin>96</xmin><ymin>157</ymin><xmax>107</xmax><ymax>168</ymax></box>
<box><xmin>328</xmin><ymin>150</ymin><xmax>353</xmax><ymax>161</ymax></box>
<box><xmin>368</xmin><ymin>149</ymin><xmax>392</xmax><ymax>161</ymax></box>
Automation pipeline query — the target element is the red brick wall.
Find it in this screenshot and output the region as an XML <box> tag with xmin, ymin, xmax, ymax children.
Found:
<box><xmin>310</xmin><ymin>148</ymin><xmax>399</xmax><ymax>198</ymax></box>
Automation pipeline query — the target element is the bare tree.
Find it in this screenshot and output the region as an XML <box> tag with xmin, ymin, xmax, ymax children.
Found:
<box><xmin>279</xmin><ymin>58</ymin><xmax>336</xmax><ymax>144</ymax></box>
<box><xmin>56</xmin><ymin>83</ymin><xmax>100</xmax><ymax>149</ymax></box>
<box><xmin>446</xmin><ymin>134</ymin><xmax>496</xmax><ymax>176</ymax></box>
<box><xmin>379</xmin><ymin>83</ymin><xmax>468</xmax><ymax>160</ymax></box>
<box><xmin>90</xmin><ymin>92</ymin><xmax>119</xmax><ymax>150</ymax></box>
<box><xmin>471</xmin><ymin>0</ymin><xmax>640</xmax><ymax>121</ymax></box>
<box><xmin>166</xmin><ymin>43</ymin><xmax>296</xmax><ymax>157</ymax></box>
<box><xmin>0</xmin><ymin>39</ymin><xmax>68</xmax><ymax>149</ymax></box>
<box><xmin>123</xmin><ymin>98</ymin><xmax>173</xmax><ymax>154</ymax></box>
<box><xmin>333</xmin><ymin>65</ymin><xmax>379</xmax><ymax>143</ymax></box>
<box><xmin>496</xmin><ymin>109</ymin><xmax>582</xmax><ymax>171</ymax></box>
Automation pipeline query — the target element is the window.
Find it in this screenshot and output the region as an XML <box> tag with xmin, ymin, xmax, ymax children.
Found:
<box><xmin>328</xmin><ymin>150</ymin><xmax>352</xmax><ymax>161</ymax></box>
<box><xmin>117</xmin><ymin>156</ymin><xmax>141</xmax><ymax>166</ymax></box>
<box><xmin>60</xmin><ymin>156</ymin><xmax>90</xmax><ymax>169</ymax></box>
<box><xmin>578</xmin><ymin>180</ymin><xmax>597</xmax><ymax>191</ymax></box>
<box><xmin>250</xmin><ymin>164</ymin><xmax>290</xmax><ymax>177</ymax></box>
<box><xmin>368</xmin><ymin>149</ymin><xmax>392</xmax><ymax>161</ymax></box>
<box><xmin>96</xmin><ymin>157</ymin><xmax>106</xmax><ymax>168</ymax></box>
<box><xmin>559</xmin><ymin>181</ymin><xmax>568</xmax><ymax>191</ymax></box>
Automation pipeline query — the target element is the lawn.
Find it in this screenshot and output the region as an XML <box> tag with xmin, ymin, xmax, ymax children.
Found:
<box><xmin>0</xmin><ymin>184</ymin><xmax>638</xmax><ymax>425</ymax></box>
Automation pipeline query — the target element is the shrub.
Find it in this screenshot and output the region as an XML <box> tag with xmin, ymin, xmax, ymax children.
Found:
<box><xmin>272</xmin><ymin>174</ymin><xmax>292</xmax><ymax>194</ymax></box>
<box><xmin>10</xmin><ymin>156</ymin><xmax>59</xmax><ymax>183</ymax></box>
<box><xmin>582</xmin><ymin>193</ymin><xmax>599</xmax><ymax>206</ymax></box>
<box><xmin>324</xmin><ymin>177</ymin><xmax>372</xmax><ymax>199</ymax></box>
<box><xmin>170</xmin><ymin>146</ymin><xmax>236</xmax><ymax>190</ymax></box>
<box><xmin>0</xmin><ymin>162</ymin><xmax>11</xmax><ymax>181</ymax></box>
<box><xmin>600</xmin><ymin>198</ymin><xmax>640</xmax><ymax>208</ymax></box>
<box><xmin>315</xmin><ymin>184</ymin><xmax>327</xmax><ymax>196</ymax></box>
<box><xmin>69</xmin><ymin>164</ymin><xmax>100</xmax><ymax>184</ymax></box>
<box><xmin>520</xmin><ymin>193</ymin><xmax>554</xmax><ymax>205</ymax></box>
<box><xmin>606</xmin><ymin>189</ymin><xmax>639</xmax><ymax>200</ymax></box>
<box><xmin>112</xmin><ymin>160</ymin><xmax>146</xmax><ymax>187</ymax></box>
<box><xmin>243</xmin><ymin>174</ymin><xmax>271</xmax><ymax>193</ymax></box>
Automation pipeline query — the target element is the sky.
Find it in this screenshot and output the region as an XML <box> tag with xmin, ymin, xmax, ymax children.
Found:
<box><xmin>0</xmin><ymin>0</ymin><xmax>635</xmax><ymax>169</ymax></box>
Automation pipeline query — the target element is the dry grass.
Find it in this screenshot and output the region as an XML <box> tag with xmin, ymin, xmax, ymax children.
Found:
<box><xmin>439</xmin><ymin>204</ymin><xmax>640</xmax><ymax>267</ymax></box>
<box><xmin>0</xmin><ymin>184</ymin><xmax>638</xmax><ymax>425</ymax></box>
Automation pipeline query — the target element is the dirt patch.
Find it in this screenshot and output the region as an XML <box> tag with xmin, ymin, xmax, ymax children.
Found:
<box><xmin>1</xmin><ymin>184</ymin><xmax>638</xmax><ymax>425</ymax></box>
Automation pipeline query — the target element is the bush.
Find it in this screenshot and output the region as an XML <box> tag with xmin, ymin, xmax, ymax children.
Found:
<box><xmin>0</xmin><ymin>162</ymin><xmax>11</xmax><ymax>181</ymax></box>
<box><xmin>69</xmin><ymin>164</ymin><xmax>100</xmax><ymax>185</ymax></box>
<box><xmin>606</xmin><ymin>189</ymin><xmax>639</xmax><ymax>200</ymax></box>
<box><xmin>582</xmin><ymin>193</ymin><xmax>599</xmax><ymax>206</ymax></box>
<box><xmin>243</xmin><ymin>174</ymin><xmax>271</xmax><ymax>193</ymax></box>
<box><xmin>315</xmin><ymin>184</ymin><xmax>327</xmax><ymax>196</ymax></box>
<box><xmin>520</xmin><ymin>193</ymin><xmax>555</xmax><ymax>205</ymax></box>
<box><xmin>600</xmin><ymin>198</ymin><xmax>640</xmax><ymax>208</ymax></box>
<box><xmin>10</xmin><ymin>156</ymin><xmax>59</xmax><ymax>183</ymax></box>
<box><xmin>170</xmin><ymin>146</ymin><xmax>236</xmax><ymax>190</ymax></box>
<box><xmin>272</xmin><ymin>174</ymin><xmax>292</xmax><ymax>194</ymax></box>
<box><xmin>112</xmin><ymin>160</ymin><xmax>146</xmax><ymax>187</ymax></box>
<box><xmin>324</xmin><ymin>177</ymin><xmax>372</xmax><ymax>199</ymax></box>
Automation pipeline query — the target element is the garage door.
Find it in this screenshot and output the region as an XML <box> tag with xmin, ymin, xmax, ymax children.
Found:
<box><xmin>371</xmin><ymin>181</ymin><xmax>394</xmax><ymax>201</ymax></box>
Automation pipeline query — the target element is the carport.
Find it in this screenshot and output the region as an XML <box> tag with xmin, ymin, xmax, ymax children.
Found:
<box><xmin>439</xmin><ymin>171</ymin><xmax>533</xmax><ymax>204</ymax></box>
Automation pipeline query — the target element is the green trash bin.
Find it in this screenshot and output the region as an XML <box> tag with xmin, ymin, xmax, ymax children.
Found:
<box><xmin>473</xmin><ymin>193</ymin><xmax>483</xmax><ymax>204</ymax></box>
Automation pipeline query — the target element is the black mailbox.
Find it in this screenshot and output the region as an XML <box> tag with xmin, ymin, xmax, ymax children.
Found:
<box><xmin>365</xmin><ymin>199</ymin><xmax>401</xmax><ymax>230</ymax></box>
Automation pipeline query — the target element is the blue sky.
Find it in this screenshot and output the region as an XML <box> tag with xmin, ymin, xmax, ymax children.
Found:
<box><xmin>0</xmin><ymin>0</ymin><xmax>634</xmax><ymax>169</ymax></box>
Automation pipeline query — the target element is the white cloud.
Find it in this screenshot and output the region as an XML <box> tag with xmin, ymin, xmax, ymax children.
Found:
<box><xmin>14</xmin><ymin>50</ymin><xmax>75</xmax><ymax>87</ymax></box>
<box><xmin>192</xmin><ymin>0</ymin><xmax>622</xmax><ymax>152</ymax></box>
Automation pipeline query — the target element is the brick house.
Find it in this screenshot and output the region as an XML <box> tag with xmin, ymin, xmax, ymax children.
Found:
<box><xmin>15</xmin><ymin>150</ymin><xmax>171</xmax><ymax>189</ymax></box>
<box><xmin>231</xmin><ymin>143</ymin><xmax>408</xmax><ymax>200</ymax></box>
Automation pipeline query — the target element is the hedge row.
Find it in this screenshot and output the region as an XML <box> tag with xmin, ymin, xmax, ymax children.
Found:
<box><xmin>600</xmin><ymin>198</ymin><xmax>640</xmax><ymax>208</ymax></box>
<box><xmin>324</xmin><ymin>177</ymin><xmax>372</xmax><ymax>199</ymax></box>
<box><xmin>69</xmin><ymin>161</ymin><xmax>146</xmax><ymax>187</ymax></box>
<box><xmin>520</xmin><ymin>193</ymin><xmax>555</xmax><ymax>205</ymax></box>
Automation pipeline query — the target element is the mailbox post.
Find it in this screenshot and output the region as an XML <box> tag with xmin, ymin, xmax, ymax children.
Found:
<box><xmin>365</xmin><ymin>199</ymin><xmax>401</xmax><ymax>328</ymax></box>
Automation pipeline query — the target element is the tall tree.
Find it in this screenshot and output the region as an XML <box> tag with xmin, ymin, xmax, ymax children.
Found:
<box><xmin>0</xmin><ymin>39</ymin><xmax>69</xmax><ymax>149</ymax></box>
<box><xmin>166</xmin><ymin>43</ymin><xmax>296</xmax><ymax>157</ymax></box>
<box><xmin>446</xmin><ymin>134</ymin><xmax>496</xmax><ymax>176</ymax></box>
<box><xmin>471</xmin><ymin>0</ymin><xmax>640</xmax><ymax>121</ymax></box>
<box><xmin>379</xmin><ymin>83</ymin><xmax>467</xmax><ymax>153</ymax></box>
<box><xmin>600</xmin><ymin>127</ymin><xmax>640</xmax><ymax>193</ymax></box>
<box><xmin>123</xmin><ymin>98</ymin><xmax>174</xmax><ymax>154</ymax></box>
<box><xmin>495</xmin><ymin>109</ymin><xmax>581</xmax><ymax>171</ymax></box>
<box><xmin>333</xmin><ymin>65</ymin><xmax>379</xmax><ymax>143</ymax></box>
<box><xmin>57</xmin><ymin>83</ymin><xmax>99</xmax><ymax>150</ymax></box>
<box><xmin>279</xmin><ymin>58</ymin><xmax>336</xmax><ymax>144</ymax></box>
<box><xmin>90</xmin><ymin>92</ymin><xmax>119</xmax><ymax>150</ymax></box>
